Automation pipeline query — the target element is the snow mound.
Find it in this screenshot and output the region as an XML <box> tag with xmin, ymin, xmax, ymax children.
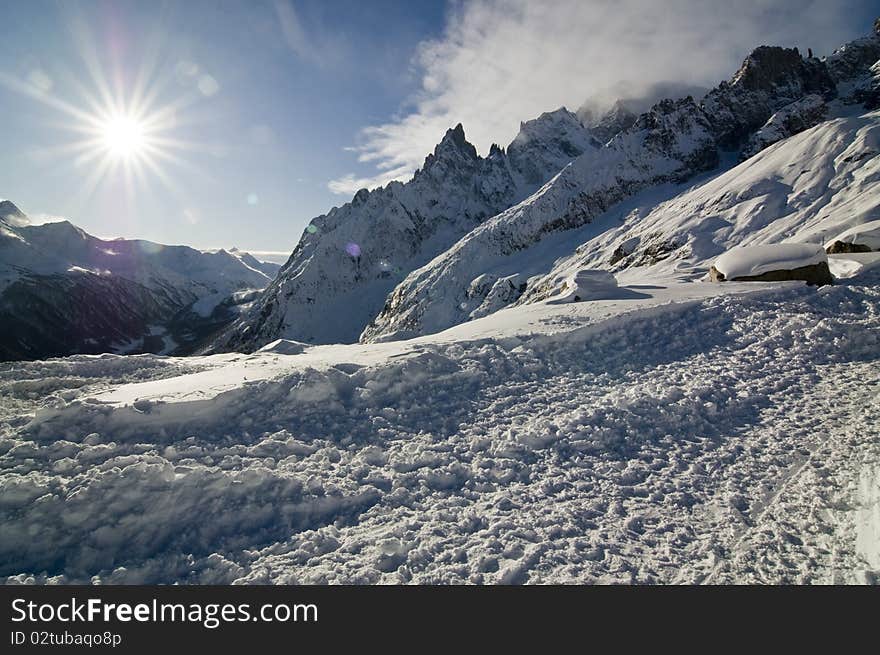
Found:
<box><xmin>553</xmin><ymin>270</ymin><xmax>620</xmax><ymax>303</ymax></box>
<box><xmin>257</xmin><ymin>339</ymin><xmax>311</xmax><ymax>355</ymax></box>
<box><xmin>712</xmin><ymin>243</ymin><xmax>827</xmax><ymax>279</ymax></box>
<box><xmin>827</xmin><ymin>252</ymin><xmax>880</xmax><ymax>279</ymax></box>
<box><xmin>829</xmin><ymin>219</ymin><xmax>880</xmax><ymax>251</ymax></box>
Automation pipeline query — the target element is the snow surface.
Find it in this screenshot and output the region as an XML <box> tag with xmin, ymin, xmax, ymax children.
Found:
<box><xmin>713</xmin><ymin>243</ymin><xmax>827</xmax><ymax>279</ymax></box>
<box><xmin>2</xmin><ymin>263</ymin><xmax>878</xmax><ymax>584</ymax></box>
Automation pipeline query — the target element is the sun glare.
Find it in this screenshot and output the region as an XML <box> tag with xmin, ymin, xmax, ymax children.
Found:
<box><xmin>102</xmin><ymin>115</ymin><xmax>146</xmax><ymax>158</ymax></box>
<box><xmin>0</xmin><ymin>15</ymin><xmax>210</xmax><ymax>209</ymax></box>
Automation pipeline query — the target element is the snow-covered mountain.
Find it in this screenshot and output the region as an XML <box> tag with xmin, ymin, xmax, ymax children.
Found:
<box><xmin>361</xmin><ymin>27</ymin><xmax>880</xmax><ymax>342</ymax></box>
<box><xmin>0</xmin><ymin>204</ymin><xmax>278</xmax><ymax>360</ymax></box>
<box><xmin>361</xmin><ymin>96</ymin><xmax>718</xmax><ymax>341</ymax></box>
<box><xmin>0</xmin><ymin>200</ymin><xmax>29</xmax><ymax>228</ymax></box>
<box><xmin>214</xmin><ymin>24</ymin><xmax>879</xmax><ymax>351</ymax></box>
<box><xmin>520</xmin><ymin>110</ymin><xmax>880</xmax><ymax>302</ymax></box>
<box><xmin>210</xmin><ymin>113</ymin><xmax>603</xmax><ymax>351</ymax></box>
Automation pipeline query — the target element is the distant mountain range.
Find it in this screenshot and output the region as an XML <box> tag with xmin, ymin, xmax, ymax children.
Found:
<box><xmin>0</xmin><ymin>202</ymin><xmax>279</xmax><ymax>360</ymax></box>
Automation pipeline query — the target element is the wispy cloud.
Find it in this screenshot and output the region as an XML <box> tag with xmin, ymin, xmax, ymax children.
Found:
<box><xmin>327</xmin><ymin>163</ymin><xmax>415</xmax><ymax>196</ymax></box>
<box><xmin>29</xmin><ymin>213</ymin><xmax>68</xmax><ymax>225</ymax></box>
<box><xmin>274</xmin><ymin>0</ymin><xmax>349</xmax><ymax>69</ymax></box>
<box><xmin>328</xmin><ymin>0</ymin><xmax>866</xmax><ymax>195</ymax></box>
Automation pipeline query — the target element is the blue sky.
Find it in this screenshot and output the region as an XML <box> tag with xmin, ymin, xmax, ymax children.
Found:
<box><xmin>0</xmin><ymin>0</ymin><xmax>876</xmax><ymax>257</ymax></box>
<box><xmin>0</xmin><ymin>0</ymin><xmax>446</xmax><ymax>256</ymax></box>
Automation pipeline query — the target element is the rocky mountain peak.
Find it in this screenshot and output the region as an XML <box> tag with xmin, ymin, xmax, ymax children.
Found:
<box><xmin>731</xmin><ymin>46</ymin><xmax>834</xmax><ymax>97</ymax></box>
<box><xmin>212</xmin><ymin>19</ymin><xmax>880</xmax><ymax>354</ymax></box>
<box><xmin>417</xmin><ymin>123</ymin><xmax>480</xmax><ymax>176</ymax></box>
<box><xmin>0</xmin><ymin>200</ymin><xmax>27</xmax><ymax>226</ymax></box>
<box><xmin>588</xmin><ymin>100</ymin><xmax>638</xmax><ymax>143</ymax></box>
<box><xmin>439</xmin><ymin>123</ymin><xmax>478</xmax><ymax>158</ymax></box>
<box><xmin>513</xmin><ymin>108</ymin><xmax>582</xmax><ymax>141</ymax></box>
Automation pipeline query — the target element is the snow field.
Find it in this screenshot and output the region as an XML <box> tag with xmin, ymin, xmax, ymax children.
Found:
<box><xmin>2</xmin><ymin>270</ymin><xmax>878</xmax><ymax>584</ymax></box>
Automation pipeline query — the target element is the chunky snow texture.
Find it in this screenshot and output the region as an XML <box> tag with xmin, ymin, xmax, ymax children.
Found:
<box><xmin>210</xmin><ymin>114</ymin><xmax>601</xmax><ymax>352</ymax></box>
<box><xmin>712</xmin><ymin>244</ymin><xmax>827</xmax><ymax>279</ymax></box>
<box><xmin>522</xmin><ymin>110</ymin><xmax>880</xmax><ymax>303</ymax></box>
<box><xmin>2</xmin><ymin>267</ymin><xmax>878</xmax><ymax>584</ymax></box>
<box><xmin>0</xmin><ymin>204</ymin><xmax>277</xmax><ymax>360</ymax></box>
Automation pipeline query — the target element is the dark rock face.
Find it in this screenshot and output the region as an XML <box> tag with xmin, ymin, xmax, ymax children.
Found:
<box><xmin>587</xmin><ymin>101</ymin><xmax>638</xmax><ymax>143</ymax></box>
<box><xmin>853</xmin><ymin>60</ymin><xmax>880</xmax><ymax>109</ymax></box>
<box><xmin>702</xmin><ymin>46</ymin><xmax>836</xmax><ymax>149</ymax></box>
<box><xmin>0</xmin><ymin>201</ymin><xmax>27</xmax><ymax>225</ymax></box>
<box><xmin>0</xmin><ymin>273</ymin><xmax>176</xmax><ymax>361</ymax></box>
<box><xmin>709</xmin><ymin>261</ymin><xmax>833</xmax><ymax>286</ymax></box>
<box><xmin>826</xmin><ymin>240</ymin><xmax>873</xmax><ymax>254</ymax></box>
<box><xmin>732</xmin><ymin>47</ymin><xmax>829</xmax><ymax>94</ymax></box>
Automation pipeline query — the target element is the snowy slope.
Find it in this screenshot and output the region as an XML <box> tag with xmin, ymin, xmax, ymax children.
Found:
<box><xmin>523</xmin><ymin>110</ymin><xmax>880</xmax><ymax>301</ymax></box>
<box><xmin>2</xmin><ymin>261</ymin><xmax>877</xmax><ymax>584</ymax></box>
<box><xmin>0</xmin><ymin>203</ymin><xmax>276</xmax><ymax>360</ymax></box>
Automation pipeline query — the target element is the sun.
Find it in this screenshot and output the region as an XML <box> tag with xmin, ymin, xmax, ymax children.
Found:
<box><xmin>101</xmin><ymin>115</ymin><xmax>146</xmax><ymax>159</ymax></box>
<box><xmin>0</xmin><ymin>15</ymin><xmax>206</xmax><ymax>206</ymax></box>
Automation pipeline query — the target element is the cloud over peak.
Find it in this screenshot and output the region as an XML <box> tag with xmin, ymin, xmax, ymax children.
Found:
<box><xmin>328</xmin><ymin>0</ymin><xmax>869</xmax><ymax>196</ymax></box>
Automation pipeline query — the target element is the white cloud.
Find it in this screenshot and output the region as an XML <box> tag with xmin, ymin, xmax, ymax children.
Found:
<box><xmin>327</xmin><ymin>164</ymin><xmax>415</xmax><ymax>196</ymax></box>
<box><xmin>329</xmin><ymin>0</ymin><xmax>866</xmax><ymax>195</ymax></box>
<box><xmin>29</xmin><ymin>213</ymin><xmax>67</xmax><ymax>225</ymax></box>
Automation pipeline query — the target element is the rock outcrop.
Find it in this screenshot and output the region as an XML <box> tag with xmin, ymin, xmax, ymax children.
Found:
<box><xmin>710</xmin><ymin>261</ymin><xmax>833</xmax><ymax>286</ymax></box>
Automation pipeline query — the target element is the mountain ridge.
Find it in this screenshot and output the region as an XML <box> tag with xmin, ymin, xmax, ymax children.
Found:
<box><xmin>0</xmin><ymin>207</ymin><xmax>280</xmax><ymax>360</ymax></box>
<box><xmin>360</xmin><ymin>25</ymin><xmax>880</xmax><ymax>342</ymax></box>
